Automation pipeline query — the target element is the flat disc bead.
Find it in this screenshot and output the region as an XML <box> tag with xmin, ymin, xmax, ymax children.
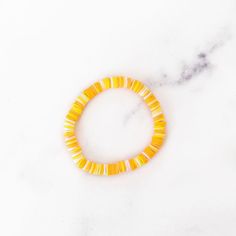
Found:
<box><xmin>64</xmin><ymin>76</ymin><xmax>166</xmax><ymax>176</ymax></box>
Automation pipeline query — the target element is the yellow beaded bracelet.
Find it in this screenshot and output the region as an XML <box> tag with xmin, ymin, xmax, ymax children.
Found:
<box><xmin>64</xmin><ymin>76</ymin><xmax>166</xmax><ymax>176</ymax></box>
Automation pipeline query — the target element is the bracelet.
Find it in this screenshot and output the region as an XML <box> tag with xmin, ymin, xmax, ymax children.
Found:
<box><xmin>64</xmin><ymin>76</ymin><xmax>166</xmax><ymax>176</ymax></box>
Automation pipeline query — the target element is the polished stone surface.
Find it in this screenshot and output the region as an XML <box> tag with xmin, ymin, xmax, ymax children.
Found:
<box><xmin>0</xmin><ymin>0</ymin><xmax>235</xmax><ymax>235</ymax></box>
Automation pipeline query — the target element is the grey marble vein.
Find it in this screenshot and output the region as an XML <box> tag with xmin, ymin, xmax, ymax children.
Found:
<box><xmin>124</xmin><ymin>31</ymin><xmax>231</xmax><ymax>124</ymax></box>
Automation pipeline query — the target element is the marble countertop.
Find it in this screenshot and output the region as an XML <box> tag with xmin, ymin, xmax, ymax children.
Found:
<box><xmin>0</xmin><ymin>0</ymin><xmax>236</xmax><ymax>235</ymax></box>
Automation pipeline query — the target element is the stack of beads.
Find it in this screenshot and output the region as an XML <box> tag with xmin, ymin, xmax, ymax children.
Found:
<box><xmin>64</xmin><ymin>76</ymin><xmax>166</xmax><ymax>176</ymax></box>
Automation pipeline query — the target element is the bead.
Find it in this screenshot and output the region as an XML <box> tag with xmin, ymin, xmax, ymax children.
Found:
<box><xmin>107</xmin><ymin>163</ymin><xmax>119</xmax><ymax>176</ymax></box>
<box><xmin>143</xmin><ymin>145</ymin><xmax>157</xmax><ymax>159</ymax></box>
<box><xmin>76</xmin><ymin>156</ymin><xmax>87</xmax><ymax>169</ymax></box>
<box><xmin>129</xmin><ymin>158</ymin><xmax>139</xmax><ymax>170</ymax></box>
<box><xmin>136</xmin><ymin>154</ymin><xmax>149</xmax><ymax>166</ymax></box>
<box><xmin>93</xmin><ymin>82</ymin><xmax>103</xmax><ymax>93</ymax></box>
<box><xmin>117</xmin><ymin>161</ymin><xmax>126</xmax><ymax>173</ymax></box>
<box><xmin>101</xmin><ymin>77</ymin><xmax>111</xmax><ymax>89</ymax></box>
<box><xmin>83</xmin><ymin>85</ymin><xmax>97</xmax><ymax>99</ymax></box>
<box><xmin>126</xmin><ymin>78</ymin><xmax>133</xmax><ymax>89</ymax></box>
<box><xmin>111</xmin><ymin>76</ymin><xmax>120</xmax><ymax>88</ymax></box>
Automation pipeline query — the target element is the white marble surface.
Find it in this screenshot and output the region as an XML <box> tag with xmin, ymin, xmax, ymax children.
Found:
<box><xmin>0</xmin><ymin>0</ymin><xmax>236</xmax><ymax>235</ymax></box>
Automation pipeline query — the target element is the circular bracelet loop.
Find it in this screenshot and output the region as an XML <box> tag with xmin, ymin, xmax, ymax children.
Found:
<box><xmin>64</xmin><ymin>76</ymin><xmax>166</xmax><ymax>176</ymax></box>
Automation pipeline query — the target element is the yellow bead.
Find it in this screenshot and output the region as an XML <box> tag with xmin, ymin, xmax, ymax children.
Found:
<box><xmin>117</xmin><ymin>161</ymin><xmax>126</xmax><ymax>173</ymax></box>
<box><xmin>126</xmin><ymin>78</ymin><xmax>133</xmax><ymax>89</ymax></box>
<box><xmin>72</xmin><ymin>153</ymin><xmax>83</xmax><ymax>162</ymax></box>
<box><xmin>93</xmin><ymin>82</ymin><xmax>103</xmax><ymax>93</ymax></box>
<box><xmin>76</xmin><ymin>156</ymin><xmax>87</xmax><ymax>169</ymax></box>
<box><xmin>153</xmin><ymin>113</ymin><xmax>165</xmax><ymax>123</ymax></box>
<box><xmin>143</xmin><ymin>146</ymin><xmax>156</xmax><ymax>159</ymax></box>
<box><xmin>118</xmin><ymin>76</ymin><xmax>125</xmax><ymax>87</ymax></box>
<box><xmin>136</xmin><ymin>154</ymin><xmax>149</xmax><ymax>166</ymax></box>
<box><xmin>153</xmin><ymin>132</ymin><xmax>165</xmax><ymax>138</ymax></box>
<box><xmin>71</xmin><ymin>101</ymin><xmax>83</xmax><ymax>115</ymax></box>
<box><xmin>65</xmin><ymin>137</ymin><xmax>78</xmax><ymax>148</ymax></box>
<box><xmin>93</xmin><ymin>163</ymin><xmax>104</xmax><ymax>175</ymax></box>
<box><xmin>111</xmin><ymin>76</ymin><xmax>120</xmax><ymax>88</ymax></box>
<box><xmin>140</xmin><ymin>87</ymin><xmax>151</xmax><ymax>98</ymax></box>
<box><xmin>131</xmin><ymin>80</ymin><xmax>144</xmax><ymax>93</ymax></box>
<box><xmin>89</xmin><ymin>162</ymin><xmax>96</xmax><ymax>174</ymax></box>
<box><xmin>64</xmin><ymin>121</ymin><xmax>75</xmax><ymax>130</ymax></box>
<box><xmin>66</xmin><ymin>112</ymin><xmax>78</xmax><ymax>122</ymax></box>
<box><xmin>129</xmin><ymin>159</ymin><xmax>139</xmax><ymax>170</ymax></box>
<box><xmin>76</xmin><ymin>95</ymin><xmax>89</xmax><ymax>106</ymax></box>
<box><xmin>69</xmin><ymin>145</ymin><xmax>81</xmax><ymax>154</ymax></box>
<box><xmin>154</xmin><ymin>127</ymin><xmax>165</xmax><ymax>134</ymax></box>
<box><xmin>102</xmin><ymin>77</ymin><xmax>111</xmax><ymax>89</ymax></box>
<box><xmin>149</xmin><ymin>101</ymin><xmax>160</xmax><ymax>112</ymax></box>
<box><xmin>64</xmin><ymin>131</ymin><xmax>75</xmax><ymax>138</ymax></box>
<box><xmin>99</xmin><ymin>164</ymin><xmax>105</xmax><ymax>175</ymax></box>
<box><xmin>83</xmin><ymin>160</ymin><xmax>92</xmax><ymax>172</ymax></box>
<box><xmin>145</xmin><ymin>94</ymin><xmax>156</xmax><ymax>104</ymax></box>
<box><xmin>151</xmin><ymin>135</ymin><xmax>164</xmax><ymax>148</ymax></box>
